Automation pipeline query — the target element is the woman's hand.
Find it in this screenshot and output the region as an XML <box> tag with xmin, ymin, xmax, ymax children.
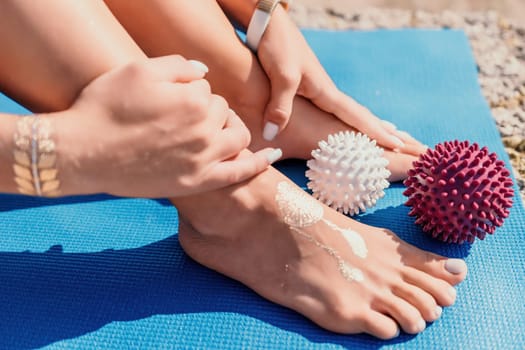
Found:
<box><xmin>256</xmin><ymin>6</ymin><xmax>426</xmax><ymax>156</ymax></box>
<box><xmin>55</xmin><ymin>55</ymin><xmax>281</xmax><ymax>198</ymax></box>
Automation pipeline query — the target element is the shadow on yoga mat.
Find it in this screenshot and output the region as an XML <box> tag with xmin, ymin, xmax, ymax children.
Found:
<box><xmin>0</xmin><ymin>228</ymin><xmax>412</xmax><ymax>350</ymax></box>
<box><xmin>0</xmin><ymin>29</ymin><xmax>524</xmax><ymax>349</ymax></box>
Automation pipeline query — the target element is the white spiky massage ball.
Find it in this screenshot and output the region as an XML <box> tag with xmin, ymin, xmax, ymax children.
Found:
<box><xmin>306</xmin><ymin>131</ymin><xmax>391</xmax><ymax>215</ymax></box>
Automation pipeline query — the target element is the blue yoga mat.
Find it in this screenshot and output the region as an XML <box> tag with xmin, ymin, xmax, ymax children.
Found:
<box><xmin>1</xmin><ymin>29</ymin><xmax>524</xmax><ymax>349</ymax></box>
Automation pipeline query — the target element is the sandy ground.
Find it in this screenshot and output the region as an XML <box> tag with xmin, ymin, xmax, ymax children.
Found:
<box><xmin>296</xmin><ymin>0</ymin><xmax>525</xmax><ymax>22</ymax></box>
<box><xmin>290</xmin><ymin>1</ymin><xmax>525</xmax><ymax>201</ymax></box>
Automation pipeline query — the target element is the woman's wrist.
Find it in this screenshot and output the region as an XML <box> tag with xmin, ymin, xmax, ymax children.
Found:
<box><xmin>0</xmin><ymin>110</ymin><xmax>89</xmax><ymax>197</ymax></box>
<box><xmin>251</xmin><ymin>2</ymin><xmax>288</xmax><ymax>46</ymax></box>
<box><xmin>218</xmin><ymin>0</ymin><xmax>289</xmax><ymax>30</ymax></box>
<box><xmin>0</xmin><ymin>114</ymin><xmax>19</xmax><ymax>194</ymax></box>
<box><xmin>217</xmin><ymin>0</ymin><xmax>259</xmax><ymax>29</ymax></box>
<box><xmin>52</xmin><ymin>108</ymin><xmax>100</xmax><ymax>197</ymax></box>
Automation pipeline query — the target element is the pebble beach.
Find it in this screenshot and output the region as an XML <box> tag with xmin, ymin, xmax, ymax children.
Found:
<box><xmin>290</xmin><ymin>4</ymin><xmax>525</xmax><ymax>200</ymax></box>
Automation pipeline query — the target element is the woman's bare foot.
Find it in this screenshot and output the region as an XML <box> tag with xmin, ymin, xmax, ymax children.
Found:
<box><xmin>75</xmin><ymin>1</ymin><xmax>461</xmax><ymax>337</ymax></box>
<box><xmin>174</xmin><ymin>167</ymin><xmax>467</xmax><ymax>339</ymax></box>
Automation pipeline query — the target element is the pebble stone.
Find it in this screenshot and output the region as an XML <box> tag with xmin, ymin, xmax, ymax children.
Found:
<box><xmin>290</xmin><ymin>5</ymin><xmax>525</xmax><ymax>200</ymax></box>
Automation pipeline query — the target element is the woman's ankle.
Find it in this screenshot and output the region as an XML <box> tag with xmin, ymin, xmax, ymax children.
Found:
<box><xmin>172</xmin><ymin>168</ymin><xmax>280</xmax><ymax>237</ymax></box>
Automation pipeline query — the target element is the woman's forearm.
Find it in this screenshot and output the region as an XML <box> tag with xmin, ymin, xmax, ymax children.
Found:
<box><xmin>0</xmin><ymin>0</ymin><xmax>144</xmax><ymax>112</ymax></box>
<box><xmin>0</xmin><ymin>0</ymin><xmax>147</xmax><ymax>196</ymax></box>
<box><xmin>0</xmin><ymin>115</ymin><xmax>18</xmax><ymax>193</ymax></box>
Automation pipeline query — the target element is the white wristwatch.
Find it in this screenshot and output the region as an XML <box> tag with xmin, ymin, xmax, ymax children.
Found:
<box><xmin>246</xmin><ymin>0</ymin><xmax>291</xmax><ymax>51</ymax></box>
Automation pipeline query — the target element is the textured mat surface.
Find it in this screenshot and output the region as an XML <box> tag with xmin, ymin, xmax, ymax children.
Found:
<box><xmin>0</xmin><ymin>29</ymin><xmax>524</xmax><ymax>349</ymax></box>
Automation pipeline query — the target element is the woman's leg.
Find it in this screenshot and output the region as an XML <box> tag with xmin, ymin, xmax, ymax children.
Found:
<box><xmin>104</xmin><ymin>0</ymin><xmax>417</xmax><ymax>181</ymax></box>
<box><xmin>0</xmin><ymin>0</ymin><xmax>466</xmax><ymax>338</ymax></box>
<box><xmin>0</xmin><ymin>0</ymin><xmax>144</xmax><ymax>112</ymax></box>
<box><xmin>106</xmin><ymin>0</ymin><xmax>467</xmax><ymax>336</ymax></box>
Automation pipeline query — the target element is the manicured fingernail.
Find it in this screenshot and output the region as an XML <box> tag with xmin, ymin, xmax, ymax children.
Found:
<box><xmin>189</xmin><ymin>60</ymin><xmax>209</xmax><ymax>73</ymax></box>
<box><xmin>266</xmin><ymin>148</ymin><xmax>283</xmax><ymax>164</ymax></box>
<box><xmin>389</xmin><ymin>135</ymin><xmax>405</xmax><ymax>149</ymax></box>
<box><xmin>397</xmin><ymin>130</ymin><xmax>417</xmax><ymax>142</ymax></box>
<box><xmin>445</xmin><ymin>259</ymin><xmax>467</xmax><ymax>275</ymax></box>
<box><xmin>382</xmin><ymin>120</ymin><xmax>398</xmax><ymax>131</ymax></box>
<box><xmin>435</xmin><ymin>306</ymin><xmax>443</xmax><ymax>319</ymax></box>
<box><xmin>417</xmin><ymin>319</ymin><xmax>426</xmax><ymax>332</ymax></box>
<box><xmin>263</xmin><ymin>122</ymin><xmax>279</xmax><ymax>141</ymax></box>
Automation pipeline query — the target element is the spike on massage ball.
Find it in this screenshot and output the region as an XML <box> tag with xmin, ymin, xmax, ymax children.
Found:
<box><xmin>306</xmin><ymin>131</ymin><xmax>391</xmax><ymax>216</ymax></box>
<box><xmin>403</xmin><ymin>140</ymin><xmax>514</xmax><ymax>244</ymax></box>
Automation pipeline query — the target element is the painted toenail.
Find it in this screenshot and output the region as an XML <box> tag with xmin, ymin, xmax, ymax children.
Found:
<box><xmin>392</xmin><ymin>327</ymin><xmax>400</xmax><ymax>338</ymax></box>
<box><xmin>445</xmin><ymin>259</ymin><xmax>466</xmax><ymax>274</ymax></box>
<box><xmin>435</xmin><ymin>306</ymin><xmax>443</xmax><ymax>319</ymax></box>
<box><xmin>448</xmin><ymin>286</ymin><xmax>457</xmax><ymax>300</ymax></box>
<box><xmin>417</xmin><ymin>319</ymin><xmax>426</xmax><ymax>332</ymax></box>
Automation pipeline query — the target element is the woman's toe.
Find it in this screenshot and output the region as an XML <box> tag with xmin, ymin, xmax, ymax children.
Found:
<box><xmin>402</xmin><ymin>267</ymin><xmax>457</xmax><ymax>307</ymax></box>
<box><xmin>377</xmin><ymin>295</ymin><xmax>427</xmax><ymax>335</ymax></box>
<box><xmin>392</xmin><ymin>280</ymin><xmax>442</xmax><ymax>322</ymax></box>
<box><xmin>362</xmin><ymin>310</ymin><xmax>400</xmax><ymax>340</ymax></box>
<box><xmin>402</xmin><ymin>246</ymin><xmax>468</xmax><ymax>285</ymax></box>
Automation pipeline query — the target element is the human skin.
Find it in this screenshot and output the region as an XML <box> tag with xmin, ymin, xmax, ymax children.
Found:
<box><xmin>103</xmin><ymin>0</ymin><xmax>419</xmax><ymax>181</ymax></box>
<box><xmin>0</xmin><ymin>1</ymin><xmax>140</xmax><ymax>112</ymax></box>
<box><xmin>0</xmin><ymin>0</ymin><xmax>467</xmax><ymax>338</ymax></box>
<box><xmin>218</xmin><ymin>0</ymin><xmax>427</xmax><ymax>153</ymax></box>
<box><xmin>0</xmin><ymin>115</ymin><xmax>17</xmax><ymax>193</ymax></box>
<box><xmin>0</xmin><ymin>2</ymin><xmax>280</xmax><ymax>198</ymax></box>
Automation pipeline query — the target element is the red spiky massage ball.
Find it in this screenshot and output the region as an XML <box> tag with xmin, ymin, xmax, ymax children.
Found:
<box><xmin>403</xmin><ymin>140</ymin><xmax>514</xmax><ymax>244</ymax></box>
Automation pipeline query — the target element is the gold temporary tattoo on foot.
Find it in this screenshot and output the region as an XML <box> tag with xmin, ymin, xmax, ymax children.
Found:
<box><xmin>276</xmin><ymin>181</ymin><xmax>367</xmax><ymax>282</ymax></box>
<box><xmin>290</xmin><ymin>227</ymin><xmax>364</xmax><ymax>282</ymax></box>
<box><xmin>276</xmin><ymin>181</ymin><xmax>323</xmax><ymax>227</ymax></box>
<box><xmin>322</xmin><ymin>220</ymin><xmax>368</xmax><ymax>259</ymax></box>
